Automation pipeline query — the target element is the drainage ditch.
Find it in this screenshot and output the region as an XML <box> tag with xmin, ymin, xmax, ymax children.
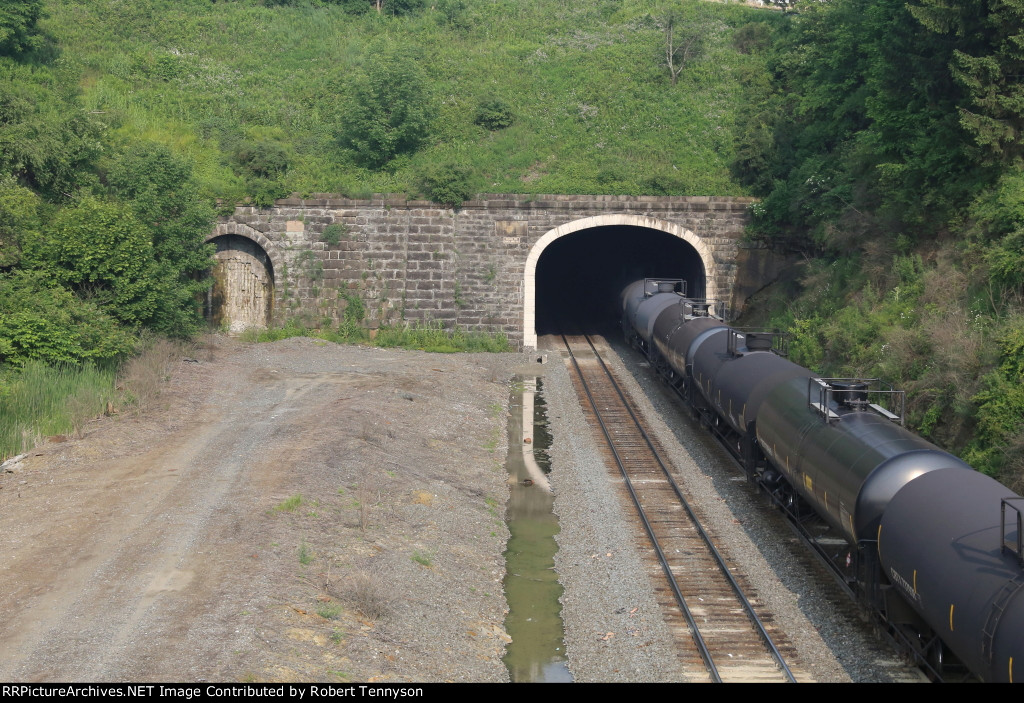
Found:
<box><xmin>501</xmin><ymin>376</ymin><xmax>572</xmax><ymax>683</ymax></box>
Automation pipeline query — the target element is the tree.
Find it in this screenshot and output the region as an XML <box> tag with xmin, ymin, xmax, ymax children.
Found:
<box><xmin>0</xmin><ymin>175</ymin><xmax>40</xmax><ymax>270</ymax></box>
<box><xmin>0</xmin><ymin>270</ymin><xmax>135</xmax><ymax>366</ymax></box>
<box><xmin>913</xmin><ymin>0</ymin><xmax>1024</xmax><ymax>165</ymax></box>
<box><xmin>105</xmin><ymin>143</ymin><xmax>216</xmax><ymax>336</ymax></box>
<box><xmin>339</xmin><ymin>45</ymin><xmax>434</xmax><ymax>168</ymax></box>
<box><xmin>25</xmin><ymin>196</ymin><xmax>160</xmax><ymax>327</ymax></box>
<box><xmin>0</xmin><ymin>0</ymin><xmax>44</xmax><ymax>57</ymax></box>
<box><xmin>370</xmin><ymin>0</ymin><xmax>425</xmax><ymax>16</ymax></box>
<box><xmin>0</xmin><ymin>62</ymin><xmax>104</xmax><ymax>200</ymax></box>
<box><xmin>661</xmin><ymin>6</ymin><xmax>720</xmax><ymax>85</ymax></box>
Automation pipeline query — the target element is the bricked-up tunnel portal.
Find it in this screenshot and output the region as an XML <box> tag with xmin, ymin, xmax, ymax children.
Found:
<box><xmin>206</xmin><ymin>234</ymin><xmax>276</xmax><ymax>333</ymax></box>
<box><xmin>530</xmin><ymin>222</ymin><xmax>708</xmax><ymax>342</ymax></box>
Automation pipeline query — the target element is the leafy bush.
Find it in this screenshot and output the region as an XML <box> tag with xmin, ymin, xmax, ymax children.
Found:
<box><xmin>24</xmin><ymin>196</ymin><xmax>160</xmax><ymax>327</ymax></box>
<box><xmin>105</xmin><ymin>143</ymin><xmax>215</xmax><ymax>337</ymax></box>
<box><xmin>474</xmin><ymin>98</ymin><xmax>514</xmax><ymax>131</ymax></box>
<box><xmin>234</xmin><ymin>139</ymin><xmax>291</xmax><ymax>180</ymax></box>
<box><xmin>0</xmin><ymin>176</ymin><xmax>40</xmax><ymax>269</ymax></box>
<box><xmin>417</xmin><ymin>161</ymin><xmax>476</xmax><ymax>207</ymax></box>
<box><xmin>322</xmin><ymin>223</ymin><xmax>347</xmax><ymax>247</ymax></box>
<box><xmin>435</xmin><ymin>0</ymin><xmax>470</xmax><ymax>29</ymax></box>
<box><xmin>338</xmin><ymin>45</ymin><xmax>434</xmax><ymax>168</ymax></box>
<box><xmin>383</xmin><ymin>0</ymin><xmax>426</xmax><ymax>17</ymax></box>
<box><xmin>732</xmin><ymin>22</ymin><xmax>771</xmax><ymax>55</ymax></box>
<box><xmin>0</xmin><ymin>271</ymin><xmax>136</xmax><ymax>366</ymax></box>
<box><xmin>965</xmin><ymin>321</ymin><xmax>1024</xmax><ymax>481</ymax></box>
<box><xmin>0</xmin><ymin>0</ymin><xmax>45</xmax><ymax>57</ymax></box>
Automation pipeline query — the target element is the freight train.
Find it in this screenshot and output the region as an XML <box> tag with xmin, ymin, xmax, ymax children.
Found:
<box><xmin>620</xmin><ymin>278</ymin><xmax>1024</xmax><ymax>683</ymax></box>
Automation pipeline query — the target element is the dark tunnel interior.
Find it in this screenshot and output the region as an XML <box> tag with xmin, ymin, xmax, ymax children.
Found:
<box><xmin>534</xmin><ymin>225</ymin><xmax>705</xmax><ymax>336</ymax></box>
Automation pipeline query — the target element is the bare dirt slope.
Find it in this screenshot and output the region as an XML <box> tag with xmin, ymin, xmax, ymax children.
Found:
<box><xmin>0</xmin><ymin>338</ymin><xmax>520</xmax><ymax>683</ymax></box>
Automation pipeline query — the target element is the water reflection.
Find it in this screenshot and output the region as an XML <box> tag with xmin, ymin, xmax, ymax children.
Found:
<box><xmin>502</xmin><ymin>377</ymin><xmax>572</xmax><ymax>683</ymax></box>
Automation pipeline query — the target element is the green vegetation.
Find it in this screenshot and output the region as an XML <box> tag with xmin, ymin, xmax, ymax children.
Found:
<box><xmin>1</xmin><ymin>0</ymin><xmax>768</xmax><ymax>460</ymax></box>
<box><xmin>243</xmin><ymin>319</ymin><xmax>511</xmax><ymax>353</ymax></box>
<box><xmin>39</xmin><ymin>0</ymin><xmax>773</xmax><ymax>202</ymax></box>
<box><xmin>317</xmin><ymin>602</ymin><xmax>344</xmax><ymax>620</ymax></box>
<box><xmin>0</xmin><ymin>360</ymin><xmax>117</xmax><ymax>458</ymax></box>
<box><xmin>0</xmin><ymin>1</ymin><xmax>45</xmax><ymax>57</ymax></box>
<box><xmin>274</xmin><ymin>494</ymin><xmax>305</xmax><ymax>512</ymax></box>
<box><xmin>5</xmin><ymin>0</ymin><xmax>1023</xmax><ymax>492</ymax></box>
<box><xmin>735</xmin><ymin>0</ymin><xmax>1024</xmax><ymax>490</ymax></box>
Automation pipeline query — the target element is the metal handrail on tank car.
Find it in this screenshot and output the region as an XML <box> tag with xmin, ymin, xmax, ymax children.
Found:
<box><xmin>724</xmin><ymin>328</ymin><xmax>789</xmax><ymax>357</ymax></box>
<box><xmin>1002</xmin><ymin>498</ymin><xmax>1024</xmax><ymax>567</ymax></box>
<box><xmin>807</xmin><ymin>377</ymin><xmax>907</xmax><ymax>426</ymax></box>
<box><xmin>642</xmin><ymin>277</ymin><xmax>687</xmax><ymax>298</ymax></box>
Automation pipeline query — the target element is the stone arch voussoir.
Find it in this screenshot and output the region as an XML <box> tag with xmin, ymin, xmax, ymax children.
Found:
<box><xmin>523</xmin><ymin>214</ymin><xmax>714</xmax><ymax>349</ymax></box>
<box><xmin>207</xmin><ymin>222</ymin><xmax>283</xmax><ymax>277</ymax></box>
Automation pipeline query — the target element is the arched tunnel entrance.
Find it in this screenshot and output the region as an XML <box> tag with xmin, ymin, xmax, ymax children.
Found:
<box><xmin>531</xmin><ymin>224</ymin><xmax>707</xmax><ymax>341</ymax></box>
<box><xmin>206</xmin><ymin>234</ymin><xmax>275</xmax><ymax>333</ymax></box>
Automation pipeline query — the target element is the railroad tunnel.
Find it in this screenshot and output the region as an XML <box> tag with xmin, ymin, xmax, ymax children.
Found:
<box><xmin>205</xmin><ymin>234</ymin><xmax>275</xmax><ymax>333</ymax></box>
<box><xmin>529</xmin><ymin>221</ymin><xmax>709</xmax><ymax>344</ymax></box>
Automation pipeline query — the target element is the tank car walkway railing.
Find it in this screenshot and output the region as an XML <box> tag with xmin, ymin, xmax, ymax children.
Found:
<box><xmin>559</xmin><ymin>332</ymin><xmax>800</xmax><ymax>683</ymax></box>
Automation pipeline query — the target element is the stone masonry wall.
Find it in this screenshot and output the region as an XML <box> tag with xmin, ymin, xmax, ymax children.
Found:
<box><xmin>210</xmin><ymin>193</ymin><xmax>761</xmax><ymax>349</ymax></box>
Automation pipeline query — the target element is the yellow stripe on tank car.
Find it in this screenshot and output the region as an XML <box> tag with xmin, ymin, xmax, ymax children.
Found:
<box><xmin>1010</xmin><ymin>657</ymin><xmax>1014</xmax><ymax>684</ymax></box>
<box><xmin>804</xmin><ymin>474</ymin><xmax>813</xmax><ymax>492</ymax></box>
<box><xmin>949</xmin><ymin>604</ymin><xmax>955</xmax><ymax>631</ymax></box>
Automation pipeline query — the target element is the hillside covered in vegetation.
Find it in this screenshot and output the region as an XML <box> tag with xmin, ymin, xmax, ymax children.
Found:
<box><xmin>0</xmin><ymin>0</ymin><xmax>778</xmax><ymax>456</ymax></box>
<box><xmin>735</xmin><ymin>0</ymin><xmax>1024</xmax><ymax>489</ymax></box>
<box><xmin>43</xmin><ymin>0</ymin><xmax>776</xmax><ymax>203</ymax></box>
<box><xmin>2</xmin><ymin>0</ymin><xmax>1023</xmax><ymax>492</ymax></box>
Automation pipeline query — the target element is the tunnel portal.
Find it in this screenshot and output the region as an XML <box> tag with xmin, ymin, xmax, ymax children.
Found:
<box><xmin>533</xmin><ymin>224</ymin><xmax>706</xmax><ymax>337</ymax></box>
<box><xmin>206</xmin><ymin>234</ymin><xmax>276</xmax><ymax>333</ymax></box>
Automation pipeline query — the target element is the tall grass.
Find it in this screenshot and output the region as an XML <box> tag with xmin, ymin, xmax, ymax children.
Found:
<box><xmin>44</xmin><ymin>0</ymin><xmax>778</xmax><ymax>202</ymax></box>
<box><xmin>0</xmin><ymin>361</ymin><xmax>118</xmax><ymax>461</ymax></box>
<box><xmin>0</xmin><ymin>337</ymin><xmax>191</xmax><ymax>461</ymax></box>
<box><xmin>242</xmin><ymin>319</ymin><xmax>510</xmax><ymax>353</ymax></box>
<box><xmin>375</xmin><ymin>321</ymin><xmax>511</xmax><ymax>353</ymax></box>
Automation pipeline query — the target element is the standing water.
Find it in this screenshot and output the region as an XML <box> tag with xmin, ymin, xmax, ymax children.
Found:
<box><xmin>502</xmin><ymin>377</ymin><xmax>572</xmax><ymax>682</ymax></box>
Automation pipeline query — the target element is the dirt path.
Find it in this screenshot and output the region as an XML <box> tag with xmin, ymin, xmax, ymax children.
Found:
<box><xmin>0</xmin><ymin>338</ymin><xmax>521</xmax><ymax>682</ymax></box>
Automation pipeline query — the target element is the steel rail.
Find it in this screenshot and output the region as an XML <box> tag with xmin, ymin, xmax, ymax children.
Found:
<box><xmin>581</xmin><ymin>333</ymin><xmax>797</xmax><ymax>682</ymax></box>
<box><xmin>559</xmin><ymin>332</ymin><xmax>722</xmax><ymax>682</ymax></box>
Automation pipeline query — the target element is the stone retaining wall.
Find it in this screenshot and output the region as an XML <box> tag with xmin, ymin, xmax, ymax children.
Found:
<box><xmin>210</xmin><ymin>193</ymin><xmax>764</xmax><ymax>349</ymax></box>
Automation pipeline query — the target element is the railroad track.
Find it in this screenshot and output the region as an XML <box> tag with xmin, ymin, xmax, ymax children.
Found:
<box><xmin>557</xmin><ymin>332</ymin><xmax>806</xmax><ymax>683</ymax></box>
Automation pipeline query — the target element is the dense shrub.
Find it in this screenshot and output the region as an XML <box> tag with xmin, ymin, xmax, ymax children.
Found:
<box><xmin>474</xmin><ymin>98</ymin><xmax>514</xmax><ymax>131</ymax></box>
<box><xmin>338</xmin><ymin>46</ymin><xmax>434</xmax><ymax>168</ymax></box>
<box><xmin>0</xmin><ymin>271</ymin><xmax>135</xmax><ymax>366</ymax></box>
<box><xmin>24</xmin><ymin>196</ymin><xmax>160</xmax><ymax>326</ymax></box>
<box><xmin>0</xmin><ymin>0</ymin><xmax>45</xmax><ymax>57</ymax></box>
<box><xmin>417</xmin><ymin>161</ymin><xmax>476</xmax><ymax>207</ymax></box>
